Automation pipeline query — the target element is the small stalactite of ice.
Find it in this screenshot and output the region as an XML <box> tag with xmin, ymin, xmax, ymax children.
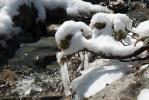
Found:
<box><xmin>61</xmin><ymin>63</ymin><xmax>71</xmax><ymax>96</ymax></box>
<box><xmin>84</xmin><ymin>51</ymin><xmax>89</xmax><ymax>69</ymax></box>
<box><xmin>77</xmin><ymin>51</ymin><xmax>89</xmax><ymax>72</ymax></box>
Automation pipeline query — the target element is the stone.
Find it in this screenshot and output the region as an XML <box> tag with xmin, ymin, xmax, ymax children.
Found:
<box><xmin>8</xmin><ymin>36</ymin><xmax>58</xmax><ymax>69</ymax></box>
<box><xmin>47</xmin><ymin>24</ymin><xmax>60</xmax><ymax>36</ymax></box>
<box><xmin>127</xmin><ymin>8</ymin><xmax>149</xmax><ymax>27</ymax></box>
<box><xmin>108</xmin><ymin>1</ymin><xmax>129</xmax><ymax>13</ymax></box>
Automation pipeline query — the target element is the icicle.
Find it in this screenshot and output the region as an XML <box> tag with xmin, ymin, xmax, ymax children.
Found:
<box><xmin>84</xmin><ymin>51</ymin><xmax>89</xmax><ymax>69</ymax></box>
<box><xmin>61</xmin><ymin>63</ymin><xmax>71</xmax><ymax>96</ymax></box>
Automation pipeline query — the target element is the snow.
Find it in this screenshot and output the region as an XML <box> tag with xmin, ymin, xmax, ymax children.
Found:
<box><xmin>72</xmin><ymin>59</ymin><xmax>130</xmax><ymax>99</ymax></box>
<box><xmin>2</xmin><ymin>0</ymin><xmax>46</xmax><ymax>20</ymax></box>
<box><xmin>42</xmin><ymin>0</ymin><xmax>112</xmax><ymax>16</ymax></box>
<box><xmin>55</xmin><ymin>18</ymin><xmax>143</xmax><ymax>57</ymax></box>
<box><xmin>84</xmin><ymin>36</ymin><xmax>143</xmax><ymax>56</ymax></box>
<box><xmin>90</xmin><ymin>13</ymin><xmax>114</xmax><ymax>37</ymax></box>
<box><xmin>132</xmin><ymin>20</ymin><xmax>149</xmax><ymax>37</ymax></box>
<box><xmin>0</xmin><ymin>11</ymin><xmax>15</xmax><ymax>33</ymax></box>
<box><xmin>0</xmin><ymin>0</ymin><xmax>6</xmax><ymax>9</ymax></box>
<box><xmin>55</xmin><ymin>20</ymin><xmax>92</xmax><ymax>52</ymax></box>
<box><xmin>137</xmin><ymin>89</ymin><xmax>149</xmax><ymax>100</ymax></box>
<box><xmin>0</xmin><ymin>0</ymin><xmax>112</xmax><ymax>34</ymax></box>
<box><xmin>0</xmin><ymin>0</ymin><xmax>46</xmax><ymax>34</ymax></box>
<box><xmin>113</xmin><ymin>13</ymin><xmax>132</xmax><ymax>33</ymax></box>
<box><xmin>90</xmin><ymin>13</ymin><xmax>132</xmax><ymax>37</ymax></box>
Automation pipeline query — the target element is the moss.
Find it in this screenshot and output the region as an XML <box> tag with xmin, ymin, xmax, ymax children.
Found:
<box><xmin>83</xmin><ymin>97</ymin><xmax>89</xmax><ymax>100</ymax></box>
<box><xmin>94</xmin><ymin>22</ymin><xmax>106</xmax><ymax>29</ymax></box>
<box><xmin>59</xmin><ymin>35</ymin><xmax>73</xmax><ymax>50</ymax></box>
<box><xmin>113</xmin><ymin>30</ymin><xmax>127</xmax><ymax>41</ymax></box>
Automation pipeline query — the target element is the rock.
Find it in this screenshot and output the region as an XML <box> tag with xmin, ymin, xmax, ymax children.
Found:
<box><xmin>13</xmin><ymin>4</ymin><xmax>47</xmax><ymax>43</ymax></box>
<box><xmin>0</xmin><ymin>4</ymin><xmax>48</xmax><ymax>63</ymax></box>
<box><xmin>90</xmin><ymin>66</ymin><xmax>149</xmax><ymax>100</ymax></box>
<box><xmin>108</xmin><ymin>1</ymin><xmax>129</xmax><ymax>13</ymax></box>
<box><xmin>13</xmin><ymin>4</ymin><xmax>38</xmax><ymax>33</ymax></box>
<box><xmin>0</xmin><ymin>69</ymin><xmax>17</xmax><ymax>97</ymax></box>
<box><xmin>127</xmin><ymin>8</ymin><xmax>149</xmax><ymax>27</ymax></box>
<box><xmin>46</xmin><ymin>8</ymin><xmax>67</xmax><ymax>24</ymax></box>
<box><xmin>47</xmin><ymin>24</ymin><xmax>60</xmax><ymax>36</ymax></box>
<box><xmin>0</xmin><ymin>34</ymin><xmax>21</xmax><ymax>64</ymax></box>
<box><xmin>1</xmin><ymin>37</ymin><xmax>64</xmax><ymax>97</ymax></box>
<box><xmin>128</xmin><ymin>1</ymin><xmax>147</xmax><ymax>11</ymax></box>
<box><xmin>45</xmin><ymin>7</ymin><xmax>91</xmax><ymax>24</ymax></box>
<box><xmin>82</xmin><ymin>0</ymin><xmax>101</xmax><ymax>4</ymax></box>
<box><xmin>8</xmin><ymin>36</ymin><xmax>59</xmax><ymax>69</ymax></box>
<box><xmin>1</xmin><ymin>95</ymin><xmax>63</xmax><ymax>100</ymax></box>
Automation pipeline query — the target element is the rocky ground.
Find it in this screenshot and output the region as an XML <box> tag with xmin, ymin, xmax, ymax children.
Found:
<box><xmin>0</xmin><ymin>0</ymin><xmax>149</xmax><ymax>100</ymax></box>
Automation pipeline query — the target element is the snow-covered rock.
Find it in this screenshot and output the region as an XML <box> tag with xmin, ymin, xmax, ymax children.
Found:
<box><xmin>0</xmin><ymin>0</ymin><xmax>112</xmax><ymax>35</ymax></box>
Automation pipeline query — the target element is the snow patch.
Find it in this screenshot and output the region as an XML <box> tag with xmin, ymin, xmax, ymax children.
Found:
<box><xmin>138</xmin><ymin>89</ymin><xmax>149</xmax><ymax>100</ymax></box>
<box><xmin>72</xmin><ymin>59</ymin><xmax>130</xmax><ymax>99</ymax></box>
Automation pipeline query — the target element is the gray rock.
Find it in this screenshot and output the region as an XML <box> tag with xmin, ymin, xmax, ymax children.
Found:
<box><xmin>13</xmin><ymin>4</ymin><xmax>47</xmax><ymax>42</ymax></box>
<box><xmin>0</xmin><ymin>36</ymin><xmax>63</xmax><ymax>97</ymax></box>
<box><xmin>47</xmin><ymin>24</ymin><xmax>60</xmax><ymax>36</ymax></box>
<box><xmin>90</xmin><ymin>67</ymin><xmax>149</xmax><ymax>100</ymax></box>
<box><xmin>108</xmin><ymin>1</ymin><xmax>129</xmax><ymax>13</ymax></box>
<box><xmin>127</xmin><ymin>8</ymin><xmax>149</xmax><ymax>27</ymax></box>
<box><xmin>8</xmin><ymin>36</ymin><xmax>59</xmax><ymax>69</ymax></box>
